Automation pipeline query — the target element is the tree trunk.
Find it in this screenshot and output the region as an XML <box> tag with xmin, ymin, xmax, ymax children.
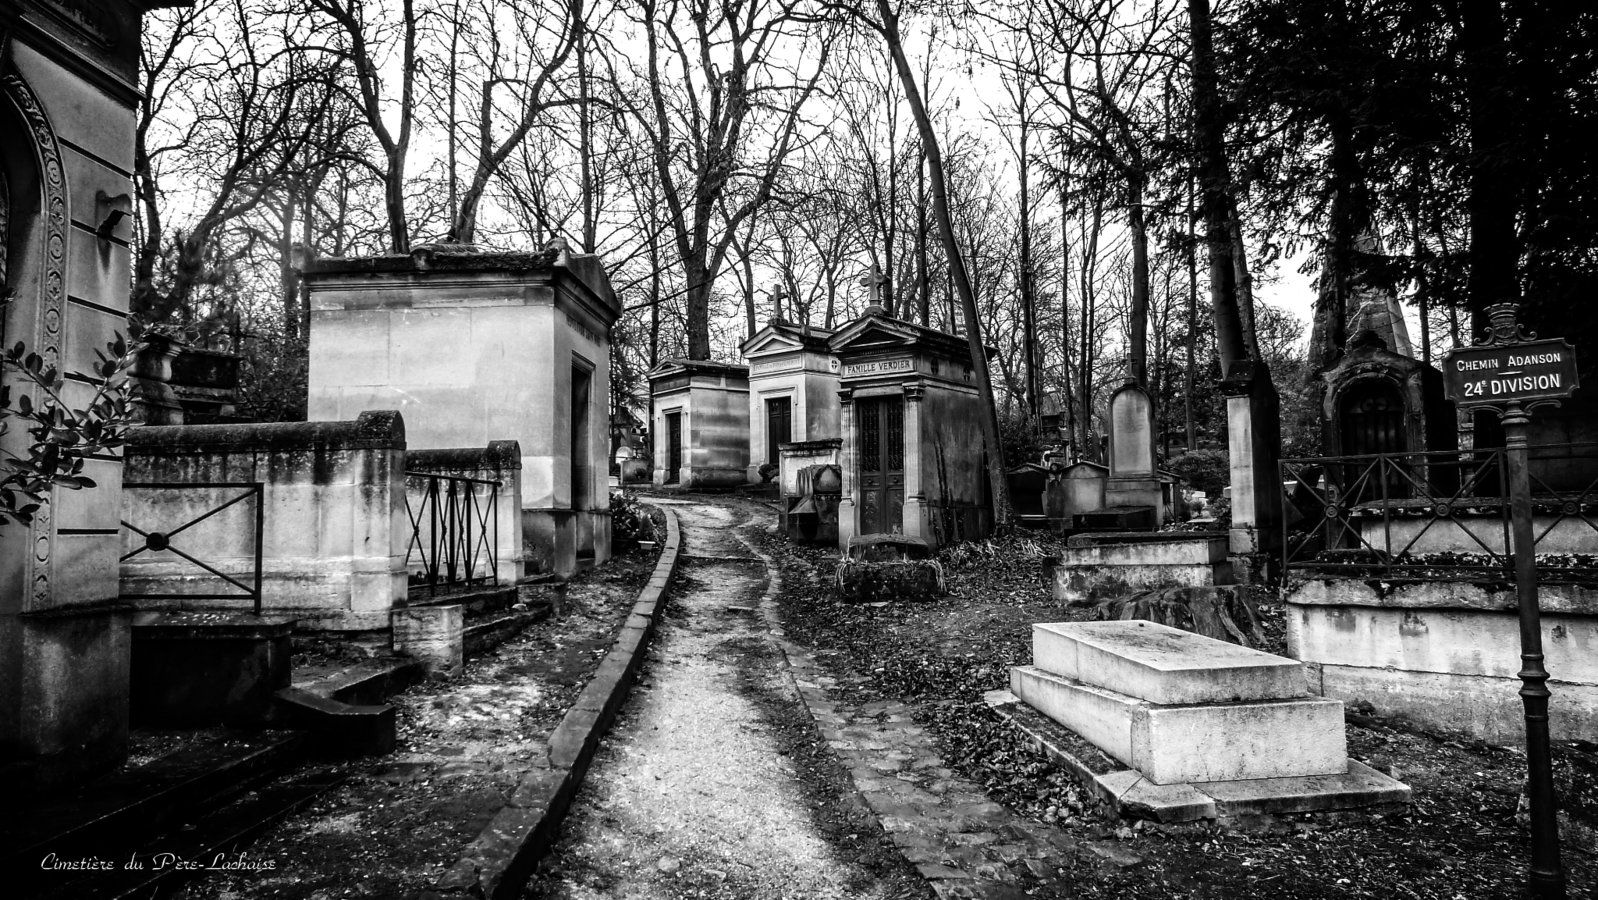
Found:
<box><xmin>1127</xmin><ymin>172</ymin><xmax>1150</xmax><ymax>385</ymax></box>
<box><xmin>1462</xmin><ymin>0</ymin><xmax>1517</xmax><ymax>325</ymax></box>
<box><xmin>1187</xmin><ymin>0</ymin><xmax>1247</xmax><ymax>373</ymax></box>
<box><xmin>877</xmin><ymin>0</ymin><xmax>1010</xmax><ymax>527</ymax></box>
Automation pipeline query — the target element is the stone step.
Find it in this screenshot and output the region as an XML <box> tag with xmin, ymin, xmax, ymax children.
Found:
<box><xmin>1032</xmin><ymin>620</ymin><xmax>1306</xmax><ymax>704</ymax></box>
<box><xmin>1010</xmin><ymin>665</ymin><xmax>1347</xmax><ymax>785</ymax></box>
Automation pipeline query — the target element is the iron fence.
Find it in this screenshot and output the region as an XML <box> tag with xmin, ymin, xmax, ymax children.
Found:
<box><xmin>405</xmin><ymin>471</ymin><xmax>500</xmax><ymax>594</ymax></box>
<box><xmin>120</xmin><ymin>481</ymin><xmax>265</xmax><ymax>615</ymax></box>
<box><xmin>1280</xmin><ymin>442</ymin><xmax>1598</xmax><ymax>584</ymax></box>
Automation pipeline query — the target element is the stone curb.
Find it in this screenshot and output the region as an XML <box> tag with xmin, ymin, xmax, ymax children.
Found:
<box><xmin>429</xmin><ymin>503</ymin><xmax>684</xmax><ymax>900</ymax></box>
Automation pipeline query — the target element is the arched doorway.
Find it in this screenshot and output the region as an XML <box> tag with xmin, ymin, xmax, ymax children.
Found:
<box><xmin>1339</xmin><ymin>378</ymin><xmax>1408</xmax><ymax>501</ymax></box>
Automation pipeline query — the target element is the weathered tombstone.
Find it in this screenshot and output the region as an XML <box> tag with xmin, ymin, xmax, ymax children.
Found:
<box><xmin>1218</xmin><ymin>359</ymin><xmax>1285</xmax><ymax>580</ymax></box>
<box><xmin>1006</xmin><ymin>462</ymin><xmax>1050</xmax><ymax>526</ymax></box>
<box><xmin>740</xmin><ymin>317</ymin><xmax>840</xmax><ymax>483</ymax></box>
<box><xmin>648</xmin><ymin>359</ymin><xmax>751</xmax><ymax>488</ymax></box>
<box><xmin>1045</xmin><ymin>460</ymin><xmax>1108</xmax><ymax>527</ymax></box>
<box><xmin>830</xmin><ymin>304</ymin><xmax>992</xmax><ymax>550</ymax></box>
<box><xmin>0</xmin><ymin>0</ymin><xmax>175</xmax><ymax>793</ymax></box>
<box><xmin>301</xmin><ymin>242</ymin><xmax>620</xmax><ymax>576</ymax></box>
<box><xmin>1103</xmin><ymin>380</ymin><xmax>1164</xmax><ymax>525</ymax></box>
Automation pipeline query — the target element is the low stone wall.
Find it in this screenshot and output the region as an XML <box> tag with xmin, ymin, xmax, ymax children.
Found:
<box><xmin>1286</xmin><ymin>577</ymin><xmax>1598</xmax><ymax>743</ymax></box>
<box><xmin>1051</xmin><ymin>533</ymin><xmax>1232</xmax><ymax>605</ymax></box>
<box><xmin>1357</xmin><ymin>513</ymin><xmax>1594</xmax><ymax>556</ymax></box>
<box><xmin>121</xmin><ymin>411</ymin><xmax>408</xmax><ymax>632</ymax></box>
<box><xmin>406</xmin><ymin>441</ymin><xmax>525</xmax><ymax>585</ymax></box>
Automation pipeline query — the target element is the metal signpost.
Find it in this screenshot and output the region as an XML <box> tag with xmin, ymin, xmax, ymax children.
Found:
<box><xmin>1442</xmin><ymin>303</ymin><xmax>1576</xmax><ymax>899</ymax></box>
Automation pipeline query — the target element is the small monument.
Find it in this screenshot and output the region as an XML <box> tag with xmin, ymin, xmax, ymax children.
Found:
<box><xmin>830</xmin><ymin>297</ymin><xmax>992</xmax><ymax>551</ymax></box>
<box><xmin>301</xmin><ymin>241</ymin><xmax>620</xmax><ymax>576</ymax></box>
<box><xmin>648</xmin><ymin>358</ymin><xmax>751</xmax><ymax>488</ymax></box>
<box><xmin>1101</xmin><ymin>380</ymin><xmax>1164</xmax><ymax>527</ymax></box>
<box><xmin>993</xmin><ymin>620</ymin><xmax>1409</xmax><ymax>822</ymax></box>
<box><xmin>740</xmin><ymin>289</ymin><xmax>840</xmax><ymax>487</ymax></box>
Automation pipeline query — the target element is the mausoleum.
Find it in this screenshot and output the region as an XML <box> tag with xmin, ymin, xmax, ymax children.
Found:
<box><xmin>301</xmin><ymin>242</ymin><xmax>619</xmax><ymax>575</ymax></box>
<box><xmin>0</xmin><ymin>0</ymin><xmax>183</xmax><ymax>793</ymax></box>
<box><xmin>648</xmin><ymin>358</ymin><xmax>751</xmax><ymax>488</ymax></box>
<box><xmin>740</xmin><ymin>317</ymin><xmax>839</xmax><ymax>482</ymax></box>
<box><xmin>830</xmin><ymin>306</ymin><xmax>991</xmax><ymax>550</ymax></box>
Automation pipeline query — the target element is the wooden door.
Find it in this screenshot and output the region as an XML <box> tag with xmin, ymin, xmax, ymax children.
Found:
<box><xmin>857</xmin><ymin>396</ymin><xmax>904</xmax><ymax>534</ymax></box>
<box><xmin>665</xmin><ymin>412</ymin><xmax>682</xmax><ymax>484</ymax></box>
<box><xmin>766</xmin><ymin>397</ymin><xmax>792</xmax><ymax>465</ymax></box>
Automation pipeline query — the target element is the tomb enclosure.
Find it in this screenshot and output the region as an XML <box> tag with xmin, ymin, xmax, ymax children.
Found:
<box><xmin>301</xmin><ymin>243</ymin><xmax>619</xmax><ymax>576</ymax></box>
<box><xmin>0</xmin><ymin>0</ymin><xmax>181</xmax><ymax>792</ymax></box>
<box><xmin>831</xmin><ymin>307</ymin><xmax>992</xmax><ymax>550</ymax></box>
<box><xmin>740</xmin><ymin>317</ymin><xmax>840</xmax><ymax>483</ymax></box>
<box><xmin>648</xmin><ymin>358</ymin><xmax>751</xmax><ymax>489</ymax></box>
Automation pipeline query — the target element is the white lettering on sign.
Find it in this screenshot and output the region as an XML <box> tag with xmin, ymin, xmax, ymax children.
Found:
<box><xmin>1444</xmin><ymin>337</ymin><xmax>1580</xmax><ymax>407</ymax></box>
<box><xmin>844</xmin><ymin>358</ymin><xmax>913</xmax><ymax>377</ymax></box>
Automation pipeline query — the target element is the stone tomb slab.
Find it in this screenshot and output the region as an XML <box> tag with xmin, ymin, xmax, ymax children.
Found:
<box><xmin>1010</xmin><ymin>665</ymin><xmax>1346</xmax><ymax>784</ymax></box>
<box><xmin>1033</xmin><ymin>620</ymin><xmax>1306</xmax><ymax>704</ymax></box>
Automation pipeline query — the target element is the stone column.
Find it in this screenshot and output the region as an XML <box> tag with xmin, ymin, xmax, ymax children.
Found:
<box><xmin>901</xmin><ymin>383</ymin><xmax>926</xmax><ymax>541</ymax></box>
<box><xmin>1219</xmin><ymin>360</ymin><xmax>1284</xmax><ymax>581</ymax></box>
<box><xmin>836</xmin><ymin>388</ymin><xmax>857</xmax><ymax>550</ymax></box>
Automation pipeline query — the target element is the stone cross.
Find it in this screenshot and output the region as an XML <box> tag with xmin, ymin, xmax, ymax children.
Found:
<box><xmin>859</xmin><ymin>264</ymin><xmax>888</xmax><ymax>310</ymax></box>
<box><xmin>771</xmin><ymin>284</ymin><xmax>789</xmax><ymax>323</ymax></box>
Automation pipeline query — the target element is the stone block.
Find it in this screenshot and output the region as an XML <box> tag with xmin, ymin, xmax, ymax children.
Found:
<box><xmin>392</xmin><ymin>605</ymin><xmax>464</xmax><ymax>676</ymax></box>
<box><xmin>1032</xmin><ymin>621</ymin><xmax>1306</xmax><ymax>704</ymax></box>
<box><xmin>1010</xmin><ymin>664</ymin><xmax>1347</xmax><ymax>785</ymax></box>
<box><xmin>1133</xmin><ymin>696</ymin><xmax>1347</xmax><ymax>785</ymax></box>
<box><xmin>1010</xmin><ymin>665</ymin><xmax>1141</xmax><ymax>766</ymax></box>
<box><xmin>130</xmin><ymin>612</ymin><xmax>293</xmax><ymax>725</ymax></box>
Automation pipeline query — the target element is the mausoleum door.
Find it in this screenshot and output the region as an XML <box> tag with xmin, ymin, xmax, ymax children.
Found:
<box><xmin>1340</xmin><ymin>380</ymin><xmax>1408</xmax><ymax>501</ymax></box>
<box><xmin>666</xmin><ymin>413</ymin><xmax>682</xmax><ymax>483</ymax></box>
<box><xmin>766</xmin><ymin>397</ymin><xmax>792</xmax><ymax>465</ymax></box>
<box><xmin>857</xmin><ymin>396</ymin><xmax>904</xmax><ymax>534</ymax></box>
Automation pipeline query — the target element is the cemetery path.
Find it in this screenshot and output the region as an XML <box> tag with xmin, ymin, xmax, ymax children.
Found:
<box><xmin>525</xmin><ymin>498</ymin><xmax>927</xmax><ymax>900</ymax></box>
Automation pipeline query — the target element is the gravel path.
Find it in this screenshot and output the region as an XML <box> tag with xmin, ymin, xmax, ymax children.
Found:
<box><xmin>527</xmin><ymin>499</ymin><xmax>922</xmax><ymax>900</ymax></box>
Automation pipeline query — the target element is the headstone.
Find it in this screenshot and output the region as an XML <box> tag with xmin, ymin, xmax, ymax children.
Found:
<box><xmin>1103</xmin><ymin>381</ymin><xmax>1164</xmax><ymax>523</ymax></box>
<box><xmin>302</xmin><ymin>244</ymin><xmax>620</xmax><ymax>576</ymax></box>
<box><xmin>648</xmin><ymin>359</ymin><xmax>751</xmax><ymax>488</ymax></box>
<box><xmin>741</xmin><ymin>319</ymin><xmax>839</xmax><ymax>483</ymax></box>
<box><xmin>830</xmin><ymin>306</ymin><xmax>993</xmax><ymax>551</ymax></box>
<box><xmin>1218</xmin><ymin>360</ymin><xmax>1284</xmax><ymax>578</ymax></box>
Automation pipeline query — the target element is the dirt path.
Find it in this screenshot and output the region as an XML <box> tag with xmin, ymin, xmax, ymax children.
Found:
<box><xmin>526</xmin><ymin>498</ymin><xmax>924</xmax><ymax>900</ymax></box>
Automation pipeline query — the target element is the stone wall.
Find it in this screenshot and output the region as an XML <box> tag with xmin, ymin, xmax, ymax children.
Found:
<box><xmin>1286</xmin><ymin>577</ymin><xmax>1598</xmax><ymax>743</ymax></box>
<box><xmin>406</xmin><ymin>441</ymin><xmax>524</xmax><ymax>586</ymax></box>
<box><xmin>121</xmin><ymin>411</ymin><xmax>408</xmax><ymax>632</ymax></box>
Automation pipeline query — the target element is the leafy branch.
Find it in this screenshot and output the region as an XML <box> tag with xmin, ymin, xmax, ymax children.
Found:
<box><xmin>0</xmin><ymin>298</ymin><xmax>142</xmax><ymax>528</ymax></box>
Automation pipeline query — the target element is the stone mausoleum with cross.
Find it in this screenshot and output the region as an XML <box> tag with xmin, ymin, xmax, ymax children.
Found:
<box><xmin>831</xmin><ymin>300</ymin><xmax>993</xmax><ymax>551</ymax></box>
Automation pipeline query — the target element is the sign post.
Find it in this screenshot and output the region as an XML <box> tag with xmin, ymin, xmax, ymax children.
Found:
<box><xmin>1443</xmin><ymin>303</ymin><xmax>1576</xmax><ymax>899</ymax></box>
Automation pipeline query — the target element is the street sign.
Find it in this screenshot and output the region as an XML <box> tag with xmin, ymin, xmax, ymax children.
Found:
<box><xmin>1443</xmin><ymin>337</ymin><xmax>1579</xmax><ymax>408</ymax></box>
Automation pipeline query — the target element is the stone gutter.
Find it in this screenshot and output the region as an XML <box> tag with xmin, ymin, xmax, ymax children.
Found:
<box><xmin>430</xmin><ymin>501</ymin><xmax>684</xmax><ymax>899</ymax></box>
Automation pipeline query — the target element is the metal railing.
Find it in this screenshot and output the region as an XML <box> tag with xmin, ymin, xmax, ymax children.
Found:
<box><xmin>1281</xmin><ymin>442</ymin><xmax>1598</xmax><ymax>584</ymax></box>
<box><xmin>405</xmin><ymin>471</ymin><xmax>500</xmax><ymax>595</ymax></box>
<box><xmin>120</xmin><ymin>481</ymin><xmax>265</xmax><ymax>615</ymax></box>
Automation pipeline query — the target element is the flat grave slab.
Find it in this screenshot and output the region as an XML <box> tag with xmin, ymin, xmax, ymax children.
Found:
<box><xmin>1011</xmin><ymin>665</ymin><xmax>1346</xmax><ymax>784</ymax></box>
<box><xmin>1033</xmin><ymin>620</ymin><xmax>1306</xmax><ymax>704</ymax></box>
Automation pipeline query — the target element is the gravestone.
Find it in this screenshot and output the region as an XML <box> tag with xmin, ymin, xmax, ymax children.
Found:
<box><xmin>1219</xmin><ymin>359</ymin><xmax>1284</xmax><ymax>579</ymax></box>
<box><xmin>0</xmin><ymin>0</ymin><xmax>174</xmax><ymax>794</ymax></box>
<box><xmin>830</xmin><ymin>304</ymin><xmax>992</xmax><ymax>551</ymax></box>
<box><xmin>648</xmin><ymin>359</ymin><xmax>751</xmax><ymax>488</ymax></box>
<box><xmin>1045</xmin><ymin>460</ymin><xmax>1108</xmax><ymax>526</ymax></box>
<box><xmin>1103</xmin><ymin>381</ymin><xmax>1164</xmax><ymax>524</ymax></box>
<box><xmin>740</xmin><ymin>316</ymin><xmax>840</xmax><ymax>483</ymax></box>
<box><xmin>302</xmin><ymin>242</ymin><xmax>620</xmax><ymax>576</ymax></box>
